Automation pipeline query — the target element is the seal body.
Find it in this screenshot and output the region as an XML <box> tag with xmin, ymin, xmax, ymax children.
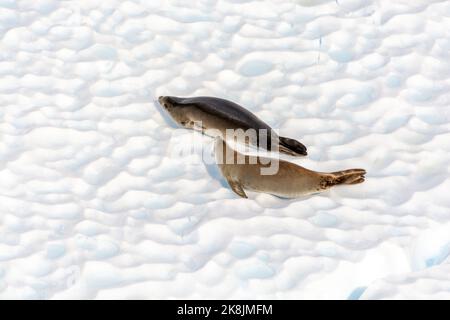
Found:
<box><xmin>215</xmin><ymin>138</ymin><xmax>366</xmax><ymax>199</ymax></box>
<box><xmin>158</xmin><ymin>96</ymin><xmax>307</xmax><ymax>156</ymax></box>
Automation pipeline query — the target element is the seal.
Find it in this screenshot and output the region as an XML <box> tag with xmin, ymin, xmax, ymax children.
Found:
<box><xmin>214</xmin><ymin>138</ymin><xmax>366</xmax><ymax>199</ymax></box>
<box><xmin>158</xmin><ymin>95</ymin><xmax>307</xmax><ymax>156</ymax></box>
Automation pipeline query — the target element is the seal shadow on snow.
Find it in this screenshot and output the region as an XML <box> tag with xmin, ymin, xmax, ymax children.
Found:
<box><xmin>202</xmin><ymin>145</ymin><xmax>230</xmax><ymax>189</ymax></box>
<box><xmin>152</xmin><ymin>99</ymin><xmax>179</xmax><ymax>129</ymax></box>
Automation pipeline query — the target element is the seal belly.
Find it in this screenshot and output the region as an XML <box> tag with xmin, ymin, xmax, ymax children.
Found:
<box><xmin>185</xmin><ymin>106</ymin><xmax>262</xmax><ymax>150</ymax></box>
<box><xmin>184</xmin><ymin>106</ymin><xmax>237</xmax><ymax>135</ymax></box>
<box><xmin>240</xmin><ymin>162</ymin><xmax>322</xmax><ymax>198</ymax></box>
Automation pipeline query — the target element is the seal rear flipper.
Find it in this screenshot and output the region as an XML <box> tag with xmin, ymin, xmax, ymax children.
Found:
<box><xmin>225</xmin><ymin>178</ymin><xmax>248</xmax><ymax>199</ymax></box>
<box><xmin>323</xmin><ymin>169</ymin><xmax>366</xmax><ymax>188</ymax></box>
<box><xmin>278</xmin><ymin>136</ymin><xmax>307</xmax><ymax>156</ymax></box>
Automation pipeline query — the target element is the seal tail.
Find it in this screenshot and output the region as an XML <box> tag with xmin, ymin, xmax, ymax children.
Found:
<box><xmin>278</xmin><ymin>136</ymin><xmax>308</xmax><ymax>156</ymax></box>
<box><xmin>329</xmin><ymin>169</ymin><xmax>366</xmax><ymax>186</ymax></box>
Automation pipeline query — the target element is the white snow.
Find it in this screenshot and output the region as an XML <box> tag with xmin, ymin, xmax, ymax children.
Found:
<box><xmin>0</xmin><ymin>0</ymin><xmax>450</xmax><ymax>299</ymax></box>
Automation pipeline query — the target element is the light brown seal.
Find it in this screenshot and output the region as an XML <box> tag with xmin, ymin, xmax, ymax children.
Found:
<box><xmin>215</xmin><ymin>138</ymin><xmax>366</xmax><ymax>198</ymax></box>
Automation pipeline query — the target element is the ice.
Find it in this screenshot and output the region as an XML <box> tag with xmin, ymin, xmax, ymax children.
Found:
<box><xmin>238</xmin><ymin>59</ymin><xmax>273</xmax><ymax>77</ymax></box>
<box><xmin>348</xmin><ymin>286</ymin><xmax>367</xmax><ymax>300</ymax></box>
<box><xmin>410</xmin><ymin>224</ymin><xmax>450</xmax><ymax>271</ymax></box>
<box><xmin>46</xmin><ymin>243</ymin><xmax>66</xmax><ymax>259</ymax></box>
<box><xmin>237</xmin><ymin>260</ymin><xmax>275</xmax><ymax>280</ymax></box>
<box><xmin>229</xmin><ymin>241</ymin><xmax>257</xmax><ymax>259</ymax></box>
<box><xmin>309</xmin><ymin>212</ymin><xmax>339</xmax><ymax>228</ymax></box>
<box><xmin>1</xmin><ymin>0</ymin><xmax>450</xmax><ymax>299</ymax></box>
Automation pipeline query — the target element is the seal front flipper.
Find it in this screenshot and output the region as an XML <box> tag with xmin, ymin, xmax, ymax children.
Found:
<box><xmin>278</xmin><ymin>136</ymin><xmax>308</xmax><ymax>156</ymax></box>
<box><xmin>225</xmin><ymin>178</ymin><xmax>248</xmax><ymax>199</ymax></box>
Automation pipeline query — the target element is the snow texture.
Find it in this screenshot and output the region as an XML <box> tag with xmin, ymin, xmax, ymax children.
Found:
<box><xmin>0</xmin><ymin>0</ymin><xmax>450</xmax><ymax>299</ymax></box>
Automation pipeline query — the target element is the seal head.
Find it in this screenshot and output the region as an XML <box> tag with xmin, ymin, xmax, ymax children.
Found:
<box><xmin>158</xmin><ymin>96</ymin><xmax>193</xmax><ymax>127</ymax></box>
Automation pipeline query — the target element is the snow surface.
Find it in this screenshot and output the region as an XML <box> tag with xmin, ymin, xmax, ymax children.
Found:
<box><xmin>1</xmin><ymin>0</ymin><xmax>450</xmax><ymax>299</ymax></box>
